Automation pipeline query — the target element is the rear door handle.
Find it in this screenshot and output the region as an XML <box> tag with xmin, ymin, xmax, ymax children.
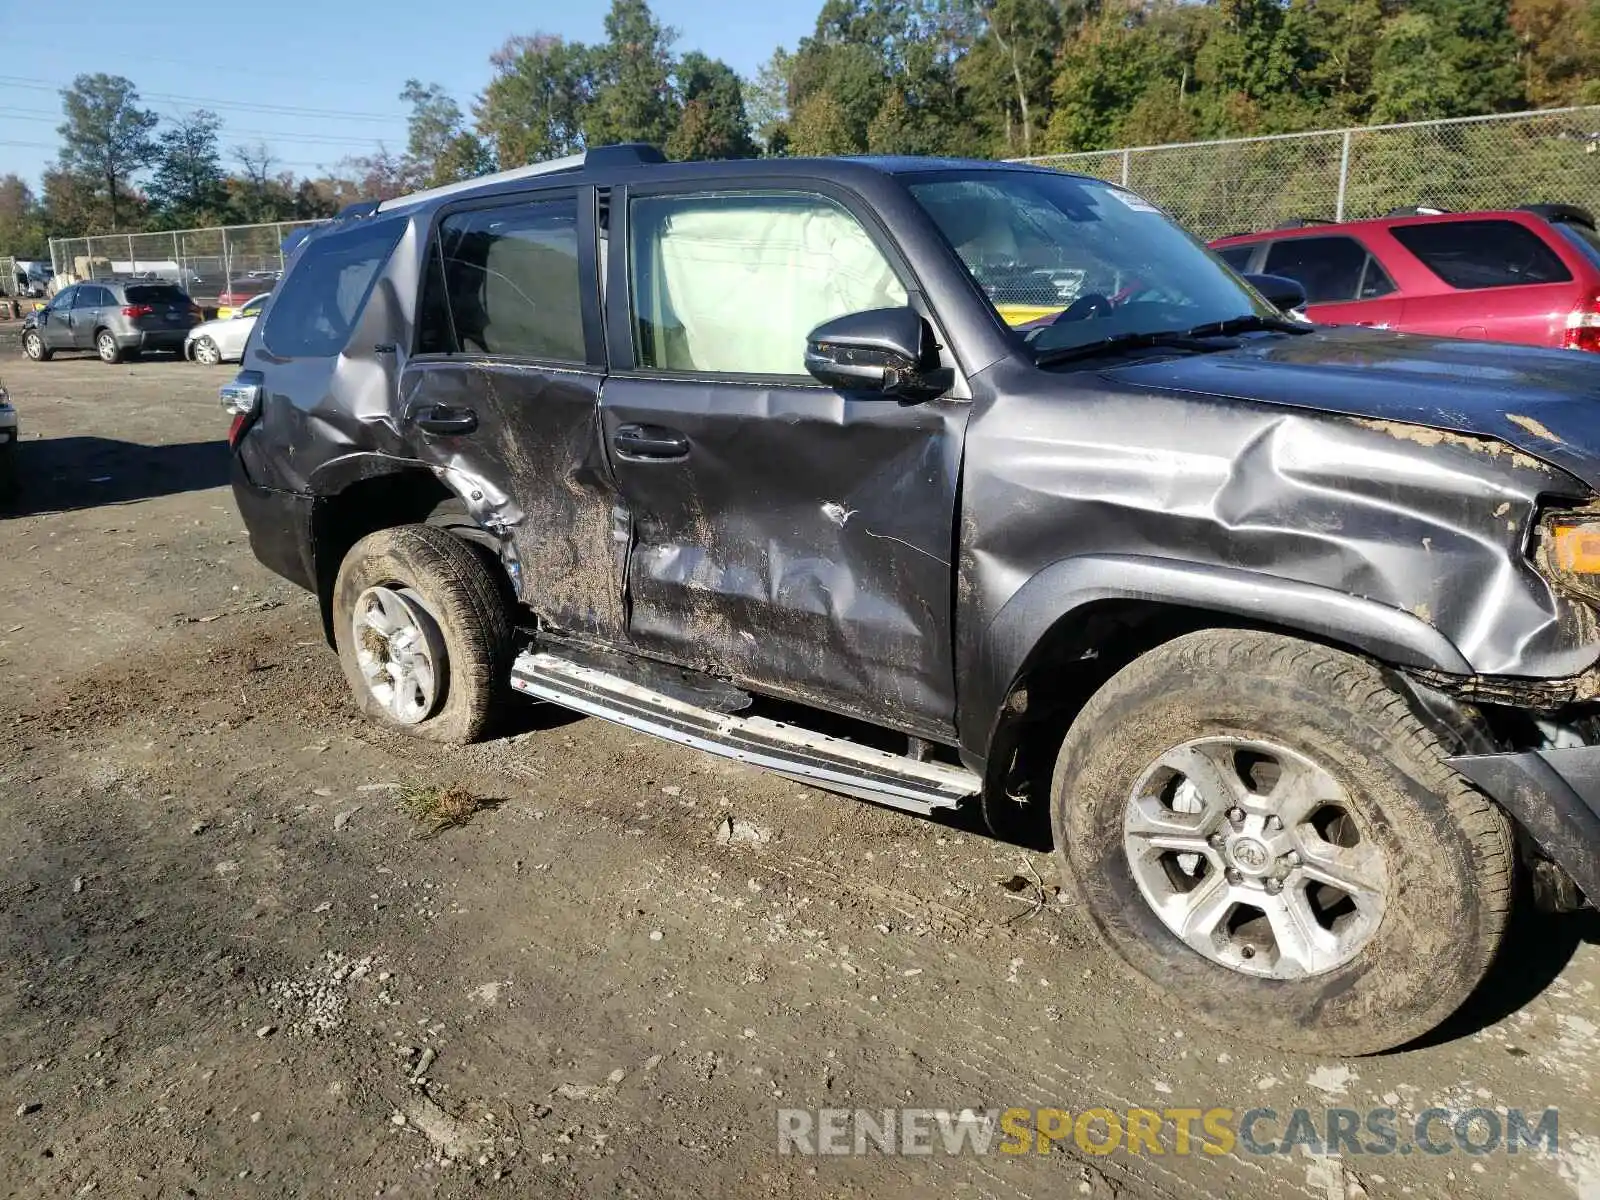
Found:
<box><xmin>613</xmin><ymin>423</ymin><xmax>689</xmax><ymax>461</ymax></box>
<box><xmin>410</xmin><ymin>403</ymin><xmax>478</xmax><ymax>436</ymax></box>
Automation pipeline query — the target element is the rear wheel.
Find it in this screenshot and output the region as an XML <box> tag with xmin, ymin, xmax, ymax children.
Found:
<box><xmin>1051</xmin><ymin>628</ymin><xmax>1514</xmax><ymax>1056</ymax></box>
<box><xmin>22</xmin><ymin>330</ymin><xmax>50</xmax><ymax>361</ymax></box>
<box><xmin>96</xmin><ymin>329</ymin><xmax>122</xmax><ymax>364</ymax></box>
<box><xmin>332</xmin><ymin>524</ymin><xmax>513</xmax><ymax>745</ymax></box>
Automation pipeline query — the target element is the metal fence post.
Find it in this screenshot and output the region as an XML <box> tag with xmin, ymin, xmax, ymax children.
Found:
<box><xmin>1121</xmin><ymin>149</ymin><xmax>1131</xmax><ymax>188</ymax></box>
<box><xmin>275</xmin><ymin>224</ymin><xmax>286</xmax><ymax>273</ymax></box>
<box><xmin>1334</xmin><ymin>130</ymin><xmax>1352</xmax><ymax>222</ymax></box>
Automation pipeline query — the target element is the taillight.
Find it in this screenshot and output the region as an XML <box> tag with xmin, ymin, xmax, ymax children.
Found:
<box><xmin>227</xmin><ymin>411</ymin><xmax>250</xmax><ymax>447</ymax></box>
<box><xmin>1563</xmin><ymin>291</ymin><xmax>1600</xmax><ymax>352</ymax></box>
<box><xmin>121</xmin><ymin>304</ymin><xmax>154</xmax><ymax>317</ymax></box>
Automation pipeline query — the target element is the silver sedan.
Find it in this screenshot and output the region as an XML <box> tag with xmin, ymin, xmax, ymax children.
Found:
<box><xmin>185</xmin><ymin>294</ymin><xmax>270</xmax><ymax>365</ymax></box>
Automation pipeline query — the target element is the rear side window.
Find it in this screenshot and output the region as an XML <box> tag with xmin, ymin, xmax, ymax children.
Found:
<box><xmin>418</xmin><ymin>198</ymin><xmax>585</xmax><ymax>361</ymax></box>
<box><xmin>261</xmin><ymin>219</ymin><xmax>403</xmax><ymax>358</ymax></box>
<box><xmin>1391</xmin><ymin>220</ymin><xmax>1572</xmax><ymax>289</ymax></box>
<box><xmin>1215</xmin><ymin>245</ymin><xmax>1255</xmax><ymax>271</ymax></box>
<box><xmin>1261</xmin><ymin>236</ymin><xmax>1370</xmax><ymax>303</ymax></box>
<box><xmin>125</xmin><ymin>284</ymin><xmax>185</xmax><ymax>305</ymax></box>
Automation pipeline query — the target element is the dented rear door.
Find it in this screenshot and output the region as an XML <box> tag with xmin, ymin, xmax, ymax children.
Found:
<box><xmin>399</xmin><ymin>186</ymin><xmax>627</xmax><ymax>642</ymax></box>
<box><xmin>598</xmin><ymin>180</ymin><xmax>968</xmax><ymax>739</ymax></box>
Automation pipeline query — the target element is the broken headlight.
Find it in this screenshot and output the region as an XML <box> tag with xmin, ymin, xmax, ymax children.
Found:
<box><xmin>1537</xmin><ymin>511</ymin><xmax>1600</xmax><ymax>603</ymax></box>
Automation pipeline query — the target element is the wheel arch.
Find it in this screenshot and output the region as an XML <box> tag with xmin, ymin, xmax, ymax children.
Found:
<box><xmin>307</xmin><ymin>457</ymin><xmax>458</xmax><ymax>645</ymax></box>
<box><xmin>962</xmin><ymin>554</ymin><xmax>1474</xmax><ymax>796</ymax></box>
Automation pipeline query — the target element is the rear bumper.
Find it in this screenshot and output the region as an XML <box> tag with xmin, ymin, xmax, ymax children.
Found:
<box><xmin>1448</xmin><ymin>746</ymin><xmax>1600</xmax><ymax>902</ymax></box>
<box><xmin>118</xmin><ymin>328</ymin><xmax>193</xmax><ymax>351</ymax></box>
<box><xmin>230</xmin><ymin>455</ymin><xmax>316</xmax><ymax>591</ymax></box>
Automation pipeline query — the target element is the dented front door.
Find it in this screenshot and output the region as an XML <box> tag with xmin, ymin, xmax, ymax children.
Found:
<box><xmin>600</xmin><ymin>182</ymin><xmax>968</xmax><ymax>738</ymax></box>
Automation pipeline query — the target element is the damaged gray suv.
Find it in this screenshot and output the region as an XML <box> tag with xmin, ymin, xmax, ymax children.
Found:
<box><xmin>226</xmin><ymin>144</ymin><xmax>1600</xmax><ymax>1056</ymax></box>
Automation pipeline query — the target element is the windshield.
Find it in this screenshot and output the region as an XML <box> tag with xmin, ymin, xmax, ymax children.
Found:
<box><xmin>906</xmin><ymin>171</ymin><xmax>1274</xmax><ymax>358</ymax></box>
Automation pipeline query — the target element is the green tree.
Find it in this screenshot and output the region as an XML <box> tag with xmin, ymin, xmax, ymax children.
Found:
<box><xmin>666</xmin><ymin>53</ymin><xmax>756</xmax><ymax>159</ymax></box>
<box><xmin>788</xmin><ymin>90</ymin><xmax>858</xmax><ymax>154</ymax></box>
<box><xmin>746</xmin><ymin>49</ymin><xmax>795</xmax><ymax>152</ymax></box>
<box><xmin>476</xmin><ymin>35</ymin><xmax>598</xmax><ymax>164</ymax></box>
<box><xmin>56</xmin><ymin>73</ymin><xmax>160</xmax><ymax>231</ymax></box>
<box><xmin>402</xmin><ymin>80</ymin><xmax>495</xmax><ymax>187</ymax></box>
<box><xmin>1369</xmin><ymin>11</ymin><xmax>1465</xmax><ymax>122</ymax></box>
<box><xmin>148</xmin><ymin>110</ymin><xmax>226</xmax><ymax>227</ymax></box>
<box><xmin>0</xmin><ymin>175</ymin><xmax>47</xmax><ymax>258</ymax></box>
<box><xmin>587</xmin><ymin>0</ymin><xmax>679</xmax><ymax>146</ymax></box>
<box><xmin>960</xmin><ymin>0</ymin><xmax>1064</xmax><ymax>157</ymax></box>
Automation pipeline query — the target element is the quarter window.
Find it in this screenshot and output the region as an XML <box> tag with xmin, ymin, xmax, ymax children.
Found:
<box><xmin>260</xmin><ymin>218</ymin><xmax>403</xmax><ymax>358</ymax></box>
<box><xmin>1391</xmin><ymin>220</ymin><xmax>1571</xmax><ymax>289</ymax></box>
<box><xmin>628</xmin><ymin>191</ymin><xmax>908</xmax><ymax>376</ymax></box>
<box><xmin>418</xmin><ymin>198</ymin><xmax>585</xmax><ymax>361</ymax></box>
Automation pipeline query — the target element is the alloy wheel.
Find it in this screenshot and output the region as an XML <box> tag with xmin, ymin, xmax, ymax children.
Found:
<box><xmin>350</xmin><ymin>585</ymin><xmax>447</xmax><ymax>725</ymax></box>
<box><xmin>1122</xmin><ymin>735</ymin><xmax>1388</xmax><ymax>980</ymax></box>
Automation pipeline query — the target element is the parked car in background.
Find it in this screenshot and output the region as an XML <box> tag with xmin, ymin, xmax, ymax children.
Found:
<box><xmin>217</xmin><ymin>273</ymin><xmax>281</xmax><ymax>312</ymax></box>
<box><xmin>21</xmin><ymin>280</ymin><xmax>202</xmax><ymax>363</ymax></box>
<box><xmin>0</xmin><ymin>375</ymin><xmax>16</xmax><ymax>502</ymax></box>
<box><xmin>1211</xmin><ymin>205</ymin><xmax>1600</xmax><ymax>351</ymax></box>
<box><xmin>186</xmin><ymin>293</ymin><xmax>269</xmax><ymax>364</ymax></box>
<box><xmin>227</xmin><ymin>145</ymin><xmax>1600</xmax><ymax>1058</ymax></box>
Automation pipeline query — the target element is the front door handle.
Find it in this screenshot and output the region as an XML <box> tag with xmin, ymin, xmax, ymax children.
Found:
<box><xmin>613</xmin><ymin>423</ymin><xmax>689</xmax><ymax>461</ymax></box>
<box><xmin>411</xmin><ymin>403</ymin><xmax>478</xmax><ymax>436</ymax></box>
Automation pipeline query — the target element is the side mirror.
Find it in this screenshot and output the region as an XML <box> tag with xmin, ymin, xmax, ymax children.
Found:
<box><xmin>805</xmin><ymin>307</ymin><xmax>938</xmax><ymax>397</ymax></box>
<box><xmin>1243</xmin><ymin>272</ymin><xmax>1308</xmax><ymax>314</ymax></box>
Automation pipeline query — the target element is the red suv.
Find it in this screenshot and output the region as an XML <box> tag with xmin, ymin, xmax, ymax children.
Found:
<box><xmin>1211</xmin><ymin>205</ymin><xmax>1600</xmax><ymax>352</ymax></box>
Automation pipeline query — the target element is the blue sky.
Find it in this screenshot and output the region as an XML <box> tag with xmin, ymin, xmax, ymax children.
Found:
<box><xmin>0</xmin><ymin>0</ymin><xmax>814</xmax><ymax>188</ymax></box>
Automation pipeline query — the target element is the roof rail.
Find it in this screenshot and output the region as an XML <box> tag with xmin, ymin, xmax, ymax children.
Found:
<box><xmin>1274</xmin><ymin>217</ymin><xmax>1333</xmax><ymax>229</ymax></box>
<box><xmin>372</xmin><ymin>143</ymin><xmax>666</xmax><ymax>214</ymax></box>
<box><xmin>1384</xmin><ymin>205</ymin><xmax>1450</xmax><ymax>217</ymax></box>
<box><xmin>376</xmin><ymin>152</ymin><xmax>584</xmax><ymax>213</ymax></box>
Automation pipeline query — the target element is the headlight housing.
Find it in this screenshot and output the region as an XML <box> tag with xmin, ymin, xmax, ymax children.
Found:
<box><xmin>1537</xmin><ymin>510</ymin><xmax>1600</xmax><ymax>602</ymax></box>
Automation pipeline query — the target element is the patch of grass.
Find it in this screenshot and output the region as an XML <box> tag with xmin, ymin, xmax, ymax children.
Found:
<box><xmin>398</xmin><ymin>784</ymin><xmax>502</xmax><ymax>839</ymax></box>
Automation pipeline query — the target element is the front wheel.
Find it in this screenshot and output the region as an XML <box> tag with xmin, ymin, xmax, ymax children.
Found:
<box><xmin>96</xmin><ymin>330</ymin><xmax>123</xmax><ymax>364</ymax></box>
<box><xmin>22</xmin><ymin>330</ymin><xmax>51</xmax><ymax>361</ymax></box>
<box><xmin>332</xmin><ymin>524</ymin><xmax>513</xmax><ymax>745</ymax></box>
<box><xmin>192</xmin><ymin>336</ymin><xmax>221</xmax><ymax>365</ymax></box>
<box><xmin>1052</xmin><ymin>628</ymin><xmax>1514</xmax><ymax>1056</ymax></box>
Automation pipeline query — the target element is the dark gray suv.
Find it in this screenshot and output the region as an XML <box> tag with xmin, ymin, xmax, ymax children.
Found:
<box><xmin>225</xmin><ymin>144</ymin><xmax>1600</xmax><ymax>1057</ymax></box>
<box><xmin>21</xmin><ymin>280</ymin><xmax>201</xmax><ymax>363</ymax></box>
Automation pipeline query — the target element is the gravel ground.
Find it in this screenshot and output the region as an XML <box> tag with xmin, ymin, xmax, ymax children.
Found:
<box><xmin>1</xmin><ymin>352</ymin><xmax>1598</xmax><ymax>1199</ymax></box>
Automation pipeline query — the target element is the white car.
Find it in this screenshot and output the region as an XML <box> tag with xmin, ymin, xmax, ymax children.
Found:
<box><xmin>185</xmin><ymin>294</ymin><xmax>270</xmax><ymax>365</ymax></box>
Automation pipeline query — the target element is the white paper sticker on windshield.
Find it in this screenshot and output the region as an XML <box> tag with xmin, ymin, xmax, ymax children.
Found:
<box><xmin>1106</xmin><ymin>188</ymin><xmax>1160</xmax><ymax>214</ymax></box>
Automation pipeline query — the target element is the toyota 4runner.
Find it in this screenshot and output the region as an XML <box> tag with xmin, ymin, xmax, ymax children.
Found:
<box><xmin>226</xmin><ymin>144</ymin><xmax>1600</xmax><ymax>1056</ymax></box>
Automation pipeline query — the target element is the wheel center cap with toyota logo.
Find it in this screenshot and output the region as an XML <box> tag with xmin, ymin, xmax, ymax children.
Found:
<box><xmin>1228</xmin><ymin>837</ymin><xmax>1272</xmax><ymax>875</ymax></box>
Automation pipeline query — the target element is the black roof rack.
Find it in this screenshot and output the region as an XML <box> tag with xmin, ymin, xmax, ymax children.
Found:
<box><xmin>583</xmin><ymin>143</ymin><xmax>668</xmax><ymax>169</ymax></box>
<box><xmin>1519</xmin><ymin>203</ymin><xmax>1597</xmax><ymax>229</ymax></box>
<box><xmin>1384</xmin><ymin>205</ymin><xmax>1451</xmax><ymax>217</ymax></box>
<box><xmin>1274</xmin><ymin>217</ymin><xmax>1333</xmax><ymax>229</ymax></box>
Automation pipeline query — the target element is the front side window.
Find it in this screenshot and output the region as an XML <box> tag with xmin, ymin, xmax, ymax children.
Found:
<box><xmin>419</xmin><ymin>198</ymin><xmax>585</xmax><ymax>361</ymax></box>
<box><xmin>260</xmin><ymin>217</ymin><xmax>403</xmax><ymax>358</ymax></box>
<box><xmin>1391</xmin><ymin>220</ymin><xmax>1572</xmax><ymax>289</ymax></box>
<box><xmin>48</xmin><ymin>287</ymin><xmax>75</xmax><ymax>310</ymax></box>
<box><xmin>907</xmin><ymin>171</ymin><xmax>1276</xmax><ymax>357</ymax></box>
<box><xmin>239</xmin><ymin>297</ymin><xmax>266</xmax><ymax>319</ymax></box>
<box><xmin>1262</xmin><ymin>236</ymin><xmax>1371</xmax><ymax>303</ymax></box>
<box><xmin>629</xmin><ymin>191</ymin><xmax>908</xmax><ymax>376</ymax></box>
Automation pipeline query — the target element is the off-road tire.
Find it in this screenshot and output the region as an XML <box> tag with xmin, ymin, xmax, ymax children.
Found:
<box><xmin>96</xmin><ymin>329</ymin><xmax>122</xmax><ymax>364</ymax></box>
<box><xmin>1051</xmin><ymin>628</ymin><xmax>1514</xmax><ymax>1056</ymax></box>
<box><xmin>22</xmin><ymin>330</ymin><xmax>50</xmax><ymax>361</ymax></box>
<box><xmin>332</xmin><ymin>524</ymin><xmax>513</xmax><ymax>745</ymax></box>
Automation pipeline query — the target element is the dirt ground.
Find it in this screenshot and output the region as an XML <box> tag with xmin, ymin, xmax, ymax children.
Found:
<box><xmin>1</xmin><ymin>350</ymin><xmax>1599</xmax><ymax>1200</ymax></box>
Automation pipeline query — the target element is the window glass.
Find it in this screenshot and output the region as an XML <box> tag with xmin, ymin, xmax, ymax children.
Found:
<box><xmin>1262</xmin><ymin>236</ymin><xmax>1368</xmax><ymax>303</ymax></box>
<box><xmin>260</xmin><ymin>218</ymin><xmax>403</xmax><ymax>358</ymax></box>
<box><xmin>125</xmin><ymin>284</ymin><xmax>185</xmax><ymax>305</ymax></box>
<box><xmin>74</xmin><ymin>286</ymin><xmax>105</xmax><ymax>307</ymax></box>
<box><xmin>49</xmin><ymin>286</ymin><xmax>75</xmax><ymax>310</ymax></box>
<box><xmin>629</xmin><ymin>191</ymin><xmax>907</xmax><ymax>375</ymax></box>
<box><xmin>420</xmin><ymin>199</ymin><xmax>584</xmax><ymax>360</ymax></box>
<box><xmin>1391</xmin><ymin>220</ymin><xmax>1571</xmax><ymax>289</ymax></box>
<box><xmin>1215</xmin><ymin>244</ymin><xmax>1255</xmax><ymax>271</ymax></box>
<box><xmin>239</xmin><ymin>296</ymin><xmax>266</xmax><ymax>318</ymax></box>
<box><xmin>908</xmin><ymin>173</ymin><xmax>1274</xmax><ymax>353</ymax></box>
<box><xmin>1357</xmin><ymin>256</ymin><xmax>1397</xmax><ymax>300</ymax></box>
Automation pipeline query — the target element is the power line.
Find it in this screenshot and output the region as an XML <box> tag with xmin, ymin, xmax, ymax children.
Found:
<box><xmin>0</xmin><ymin>75</ymin><xmax>408</xmax><ymax>123</ymax></box>
<box><xmin>0</xmin><ymin>104</ymin><xmax>390</xmax><ymax>147</ymax></box>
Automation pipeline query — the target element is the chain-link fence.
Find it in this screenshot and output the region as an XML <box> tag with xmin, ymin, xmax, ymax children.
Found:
<box><xmin>47</xmin><ymin>219</ymin><xmax>329</xmax><ymax>307</ymax></box>
<box><xmin>1017</xmin><ymin>105</ymin><xmax>1600</xmax><ymax>241</ymax></box>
